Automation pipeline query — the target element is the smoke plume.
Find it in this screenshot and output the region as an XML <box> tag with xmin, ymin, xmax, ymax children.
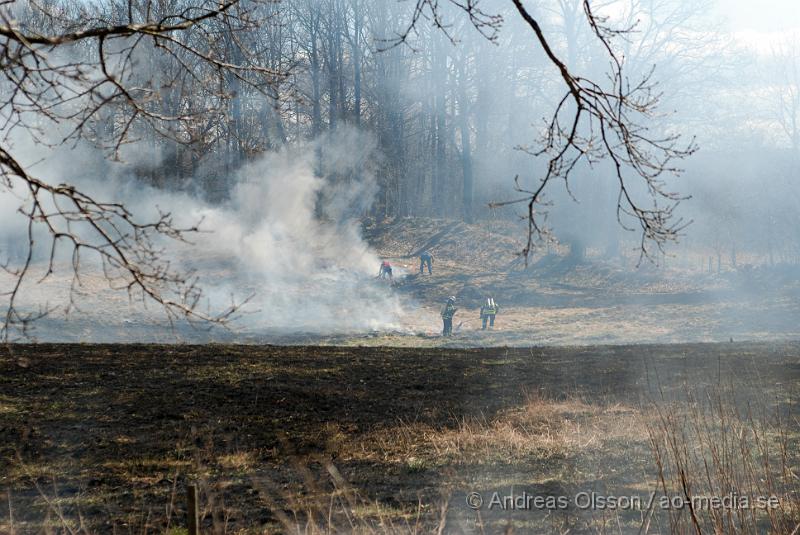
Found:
<box><xmin>0</xmin><ymin>128</ymin><xmax>410</xmax><ymax>340</ymax></box>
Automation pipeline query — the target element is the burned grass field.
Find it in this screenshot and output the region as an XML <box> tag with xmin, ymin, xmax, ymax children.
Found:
<box><xmin>1</xmin><ymin>342</ymin><xmax>799</xmax><ymax>534</ymax></box>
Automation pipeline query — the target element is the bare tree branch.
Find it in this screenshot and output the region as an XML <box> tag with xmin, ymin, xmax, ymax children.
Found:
<box><xmin>0</xmin><ymin>0</ymin><xmax>277</xmax><ymax>339</ymax></box>
<box><xmin>408</xmin><ymin>0</ymin><xmax>697</xmax><ymax>262</ymax></box>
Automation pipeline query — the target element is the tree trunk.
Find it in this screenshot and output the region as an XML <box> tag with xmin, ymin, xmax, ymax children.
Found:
<box><xmin>456</xmin><ymin>57</ymin><xmax>474</xmax><ymax>222</ymax></box>
<box><xmin>352</xmin><ymin>0</ymin><xmax>362</xmax><ymax>126</ymax></box>
<box><xmin>433</xmin><ymin>34</ymin><xmax>447</xmax><ymax>216</ymax></box>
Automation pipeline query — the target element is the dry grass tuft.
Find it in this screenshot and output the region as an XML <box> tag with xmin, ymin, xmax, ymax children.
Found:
<box><xmin>645</xmin><ymin>386</ymin><xmax>800</xmax><ymax>534</ymax></box>
<box><xmin>217</xmin><ymin>451</ymin><xmax>255</xmax><ymax>471</ymax></box>
<box><xmin>330</xmin><ymin>392</ymin><xmax>645</xmax><ymax>473</ymax></box>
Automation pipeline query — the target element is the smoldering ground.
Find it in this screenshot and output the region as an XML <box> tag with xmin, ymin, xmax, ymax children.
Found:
<box><xmin>4</xmin><ymin>118</ymin><xmax>800</xmax><ymax>345</ymax></box>
<box><xmin>0</xmin><ymin>128</ymin><xmax>424</xmax><ymax>341</ymax></box>
<box><xmin>182</xmin><ymin>130</ymin><xmax>416</xmax><ymax>335</ymax></box>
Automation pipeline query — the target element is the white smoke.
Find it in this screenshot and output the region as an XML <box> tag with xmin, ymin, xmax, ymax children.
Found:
<box><xmin>0</xmin><ymin>127</ymin><xmax>411</xmax><ymax>339</ymax></box>
<box><xmin>180</xmin><ymin>129</ymin><xmax>407</xmax><ymax>334</ymax></box>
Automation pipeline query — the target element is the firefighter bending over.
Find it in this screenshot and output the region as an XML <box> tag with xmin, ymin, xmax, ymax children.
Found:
<box><xmin>441</xmin><ymin>296</ymin><xmax>457</xmax><ymax>336</ymax></box>
<box><xmin>480</xmin><ymin>297</ymin><xmax>499</xmax><ymax>330</ymax></box>
<box><xmin>378</xmin><ymin>260</ymin><xmax>393</xmax><ymax>281</ymax></box>
<box><xmin>419</xmin><ymin>250</ymin><xmax>434</xmax><ymax>274</ymax></box>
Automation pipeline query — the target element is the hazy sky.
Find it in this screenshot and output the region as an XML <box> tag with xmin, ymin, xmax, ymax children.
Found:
<box><xmin>717</xmin><ymin>0</ymin><xmax>800</xmax><ymax>53</ymax></box>
<box><xmin>722</xmin><ymin>0</ymin><xmax>800</xmax><ymax>31</ymax></box>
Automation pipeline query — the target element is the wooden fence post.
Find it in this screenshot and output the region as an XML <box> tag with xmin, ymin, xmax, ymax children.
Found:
<box><xmin>187</xmin><ymin>483</ymin><xmax>199</xmax><ymax>535</ymax></box>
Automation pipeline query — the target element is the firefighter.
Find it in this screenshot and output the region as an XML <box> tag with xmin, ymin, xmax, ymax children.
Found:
<box><xmin>419</xmin><ymin>250</ymin><xmax>434</xmax><ymax>274</ymax></box>
<box><xmin>480</xmin><ymin>297</ymin><xmax>499</xmax><ymax>330</ymax></box>
<box><xmin>441</xmin><ymin>296</ymin><xmax>457</xmax><ymax>336</ymax></box>
<box><xmin>378</xmin><ymin>260</ymin><xmax>393</xmax><ymax>280</ymax></box>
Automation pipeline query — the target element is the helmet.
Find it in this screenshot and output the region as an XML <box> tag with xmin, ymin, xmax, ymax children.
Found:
<box><xmin>448</xmin><ymin>296</ymin><xmax>456</xmax><ymax>302</ymax></box>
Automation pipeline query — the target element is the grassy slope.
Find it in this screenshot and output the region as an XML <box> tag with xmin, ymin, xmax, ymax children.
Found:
<box><xmin>357</xmin><ymin>217</ymin><xmax>800</xmax><ymax>346</ymax></box>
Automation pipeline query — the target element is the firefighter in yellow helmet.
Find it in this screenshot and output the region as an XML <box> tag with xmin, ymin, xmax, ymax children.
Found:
<box><xmin>480</xmin><ymin>297</ymin><xmax>499</xmax><ymax>330</ymax></box>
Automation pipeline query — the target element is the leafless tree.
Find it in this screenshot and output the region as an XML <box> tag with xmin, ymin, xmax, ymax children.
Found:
<box><xmin>0</xmin><ymin>0</ymin><xmax>282</xmax><ymax>339</ymax></box>
<box><xmin>404</xmin><ymin>0</ymin><xmax>697</xmax><ymax>261</ymax></box>
<box><xmin>772</xmin><ymin>37</ymin><xmax>800</xmax><ymax>157</ymax></box>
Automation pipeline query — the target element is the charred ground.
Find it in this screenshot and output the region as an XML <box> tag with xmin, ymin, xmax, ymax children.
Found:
<box><xmin>1</xmin><ymin>342</ymin><xmax>798</xmax><ymax>533</ymax></box>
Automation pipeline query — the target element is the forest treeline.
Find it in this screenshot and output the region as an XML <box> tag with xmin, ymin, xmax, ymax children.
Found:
<box><xmin>8</xmin><ymin>0</ymin><xmax>800</xmax><ymax>264</ymax></box>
